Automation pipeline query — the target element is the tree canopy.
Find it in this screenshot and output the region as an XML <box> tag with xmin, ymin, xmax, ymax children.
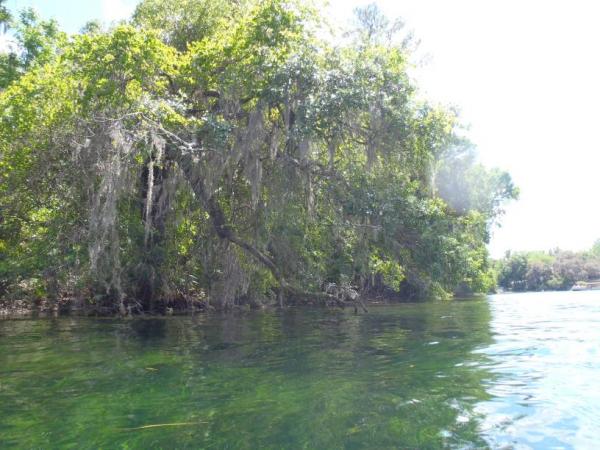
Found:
<box><xmin>495</xmin><ymin>246</ymin><xmax>600</xmax><ymax>292</ymax></box>
<box><xmin>0</xmin><ymin>0</ymin><xmax>517</xmax><ymax>313</ymax></box>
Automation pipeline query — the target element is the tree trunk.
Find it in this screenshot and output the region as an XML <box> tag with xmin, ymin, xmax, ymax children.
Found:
<box><xmin>138</xmin><ymin>156</ymin><xmax>171</xmax><ymax>311</ymax></box>
<box><xmin>174</xmin><ymin>149</ymin><xmax>288</xmax><ymax>305</ymax></box>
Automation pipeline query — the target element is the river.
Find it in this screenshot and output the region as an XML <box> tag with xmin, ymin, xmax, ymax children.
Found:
<box><xmin>1</xmin><ymin>291</ymin><xmax>598</xmax><ymax>448</ymax></box>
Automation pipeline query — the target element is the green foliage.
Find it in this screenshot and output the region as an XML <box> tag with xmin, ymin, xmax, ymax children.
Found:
<box><xmin>496</xmin><ymin>245</ymin><xmax>600</xmax><ymax>292</ymax></box>
<box><xmin>0</xmin><ymin>8</ymin><xmax>66</xmax><ymax>89</ymax></box>
<box><xmin>591</xmin><ymin>239</ymin><xmax>600</xmax><ymax>258</ymax></box>
<box><xmin>0</xmin><ymin>1</ymin><xmax>516</xmax><ymax>310</ymax></box>
<box><xmin>132</xmin><ymin>0</ymin><xmax>243</xmax><ymax>51</ymax></box>
<box><xmin>0</xmin><ymin>0</ymin><xmax>10</xmax><ymax>30</ymax></box>
<box><xmin>436</xmin><ymin>142</ymin><xmax>519</xmax><ymax>218</ymax></box>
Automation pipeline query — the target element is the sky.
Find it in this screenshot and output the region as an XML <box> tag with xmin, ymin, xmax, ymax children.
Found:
<box><xmin>2</xmin><ymin>0</ymin><xmax>600</xmax><ymax>257</ymax></box>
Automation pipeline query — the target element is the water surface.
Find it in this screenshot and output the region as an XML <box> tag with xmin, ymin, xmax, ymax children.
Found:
<box><xmin>1</xmin><ymin>291</ymin><xmax>599</xmax><ymax>448</ymax></box>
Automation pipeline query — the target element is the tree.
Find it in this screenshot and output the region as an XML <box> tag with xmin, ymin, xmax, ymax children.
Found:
<box><xmin>132</xmin><ymin>0</ymin><xmax>241</xmax><ymax>51</ymax></box>
<box><xmin>0</xmin><ymin>0</ymin><xmax>10</xmax><ymax>31</ymax></box>
<box><xmin>591</xmin><ymin>239</ymin><xmax>600</xmax><ymax>258</ymax></box>
<box><xmin>498</xmin><ymin>253</ymin><xmax>528</xmax><ymax>291</ymax></box>
<box><xmin>0</xmin><ymin>8</ymin><xmax>66</xmax><ymax>89</ymax></box>
<box><xmin>0</xmin><ymin>1</ymin><xmax>516</xmax><ymax>312</ymax></box>
<box><xmin>525</xmin><ymin>260</ymin><xmax>553</xmax><ymax>291</ymax></box>
<box><xmin>494</xmin><ymin>245</ymin><xmax>600</xmax><ymax>292</ymax></box>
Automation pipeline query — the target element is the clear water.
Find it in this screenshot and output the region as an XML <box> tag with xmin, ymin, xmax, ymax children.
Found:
<box><xmin>1</xmin><ymin>291</ymin><xmax>599</xmax><ymax>448</ymax></box>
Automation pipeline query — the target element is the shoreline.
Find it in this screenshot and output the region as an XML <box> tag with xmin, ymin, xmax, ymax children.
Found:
<box><xmin>0</xmin><ymin>293</ymin><xmax>456</xmax><ymax>319</ymax></box>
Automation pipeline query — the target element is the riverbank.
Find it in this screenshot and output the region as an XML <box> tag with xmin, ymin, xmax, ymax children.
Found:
<box><xmin>0</xmin><ymin>294</ymin><xmax>377</xmax><ymax>318</ymax></box>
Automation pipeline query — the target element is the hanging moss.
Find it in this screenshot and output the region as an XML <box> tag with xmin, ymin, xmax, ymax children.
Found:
<box><xmin>0</xmin><ymin>2</ymin><xmax>517</xmax><ymax>313</ymax></box>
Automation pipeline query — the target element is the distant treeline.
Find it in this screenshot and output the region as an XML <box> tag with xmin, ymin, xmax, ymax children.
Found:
<box><xmin>494</xmin><ymin>241</ymin><xmax>600</xmax><ymax>292</ymax></box>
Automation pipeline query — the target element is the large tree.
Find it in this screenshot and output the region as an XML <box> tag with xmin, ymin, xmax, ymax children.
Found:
<box><xmin>0</xmin><ymin>0</ymin><xmax>516</xmax><ymax>312</ymax></box>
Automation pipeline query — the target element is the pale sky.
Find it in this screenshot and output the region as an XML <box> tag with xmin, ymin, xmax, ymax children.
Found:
<box><xmin>3</xmin><ymin>0</ymin><xmax>600</xmax><ymax>257</ymax></box>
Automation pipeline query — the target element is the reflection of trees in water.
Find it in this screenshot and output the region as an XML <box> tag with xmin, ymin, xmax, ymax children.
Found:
<box><xmin>350</xmin><ymin>301</ymin><xmax>495</xmax><ymax>448</ymax></box>
<box><xmin>151</xmin><ymin>300</ymin><xmax>496</xmax><ymax>448</ymax></box>
<box><xmin>131</xmin><ymin>318</ymin><xmax>167</xmax><ymax>341</ymax></box>
<box><xmin>0</xmin><ymin>302</ymin><xmax>494</xmax><ymax>448</ymax></box>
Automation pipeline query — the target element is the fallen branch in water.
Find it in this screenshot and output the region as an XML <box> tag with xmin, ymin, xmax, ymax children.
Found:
<box><xmin>120</xmin><ymin>421</ymin><xmax>207</xmax><ymax>431</ymax></box>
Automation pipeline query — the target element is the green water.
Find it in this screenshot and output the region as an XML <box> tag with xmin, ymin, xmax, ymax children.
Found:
<box><xmin>1</xmin><ymin>292</ymin><xmax>599</xmax><ymax>449</ymax></box>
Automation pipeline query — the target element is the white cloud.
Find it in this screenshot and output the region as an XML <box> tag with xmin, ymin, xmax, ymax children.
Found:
<box><xmin>101</xmin><ymin>0</ymin><xmax>135</xmax><ymax>23</ymax></box>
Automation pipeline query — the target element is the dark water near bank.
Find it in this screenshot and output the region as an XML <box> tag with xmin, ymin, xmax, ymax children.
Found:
<box><xmin>1</xmin><ymin>291</ymin><xmax>599</xmax><ymax>448</ymax></box>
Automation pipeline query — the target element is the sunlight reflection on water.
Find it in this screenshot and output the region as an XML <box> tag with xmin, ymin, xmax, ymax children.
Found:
<box><xmin>478</xmin><ymin>291</ymin><xmax>600</xmax><ymax>449</ymax></box>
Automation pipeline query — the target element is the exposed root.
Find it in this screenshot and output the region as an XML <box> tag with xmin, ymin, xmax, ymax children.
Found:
<box><xmin>324</xmin><ymin>282</ymin><xmax>369</xmax><ymax>313</ymax></box>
